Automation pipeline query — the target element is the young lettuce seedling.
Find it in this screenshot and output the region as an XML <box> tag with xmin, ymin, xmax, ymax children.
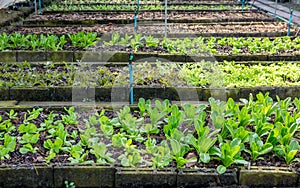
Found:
<box><xmin>244</xmin><ymin>133</ymin><xmax>273</xmax><ymax>161</ymax></box>
<box><xmin>210</xmin><ymin>138</ymin><xmax>248</xmax><ymax>174</ymax></box>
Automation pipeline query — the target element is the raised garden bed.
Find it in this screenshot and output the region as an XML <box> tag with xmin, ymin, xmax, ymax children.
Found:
<box><xmin>43</xmin><ymin>4</ymin><xmax>248</xmax><ymax>13</ymax></box>
<box><xmin>1</xmin><ymin>33</ymin><xmax>300</xmax><ymax>60</ymax></box>
<box><xmin>4</xmin><ymin>86</ymin><xmax>300</xmax><ymax>102</ymax></box>
<box><xmin>55</xmin><ymin>0</ymin><xmax>239</xmax><ymax>4</ymax></box>
<box><xmin>0</xmin><ymin>93</ymin><xmax>299</xmax><ymax>187</ymax></box>
<box><xmin>2</xmin><ymin>61</ymin><xmax>300</xmax><ymax>101</ymax></box>
<box><xmin>12</xmin><ymin>22</ymin><xmax>295</xmax><ymax>38</ymax></box>
<box><xmin>23</xmin><ymin>11</ymin><xmax>275</xmax><ymax>25</ymax></box>
<box><xmin>1</xmin><ymin>0</ymin><xmax>300</xmax><ymax>186</ymax></box>
<box><xmin>1</xmin><ymin>51</ymin><xmax>300</xmax><ymax>62</ymax></box>
<box><xmin>55</xmin><ymin>0</ymin><xmax>240</xmax><ymax>5</ymax></box>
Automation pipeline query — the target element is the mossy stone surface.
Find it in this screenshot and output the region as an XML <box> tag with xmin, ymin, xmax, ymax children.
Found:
<box><xmin>276</xmin><ymin>86</ymin><xmax>300</xmax><ymax>99</ymax></box>
<box><xmin>0</xmin><ymin>88</ymin><xmax>9</xmax><ymax>100</ymax></box>
<box><xmin>134</xmin><ymin>87</ymin><xmax>165</xmax><ymax>101</ymax></box>
<box><xmin>80</xmin><ymin>51</ymin><xmax>103</xmax><ymax>62</ymax></box>
<box><xmin>51</xmin><ymin>87</ymin><xmax>72</xmax><ymax>101</ymax></box>
<box><xmin>0</xmin><ymin>165</ymin><xmax>53</xmax><ymax>188</ymax></box>
<box><xmin>158</xmin><ymin>54</ymin><xmax>186</xmax><ymax>62</ymax></box>
<box><xmin>239</xmin><ymin>167</ymin><xmax>299</xmax><ymax>187</ymax></box>
<box><xmin>10</xmin><ymin>87</ymin><xmax>51</xmax><ymax>101</ymax></box>
<box><xmin>47</xmin><ymin>51</ymin><xmax>73</xmax><ymax>62</ymax></box>
<box><xmin>53</xmin><ymin>164</ymin><xmax>115</xmax><ymax>188</ymax></box>
<box><xmin>0</xmin><ymin>51</ymin><xmax>16</xmax><ymax>62</ymax></box>
<box><xmin>177</xmin><ymin>168</ymin><xmax>238</xmax><ymax>188</ymax></box>
<box><xmin>106</xmin><ymin>52</ymin><xmax>128</xmax><ymax>62</ymax></box>
<box><xmin>115</xmin><ymin>168</ymin><xmax>177</xmax><ymax>188</ymax></box>
<box><xmin>95</xmin><ymin>87</ymin><xmax>112</xmax><ymax>102</ymax></box>
<box><xmin>134</xmin><ymin>52</ymin><xmax>159</xmax><ymax>62</ymax></box>
<box><xmin>17</xmin><ymin>51</ymin><xmax>47</xmax><ymax>62</ymax></box>
<box><xmin>74</xmin><ymin>51</ymin><xmax>84</xmax><ymax>62</ymax></box>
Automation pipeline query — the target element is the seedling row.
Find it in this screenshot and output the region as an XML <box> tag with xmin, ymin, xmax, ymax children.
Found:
<box><xmin>0</xmin><ymin>93</ymin><xmax>299</xmax><ymax>174</ymax></box>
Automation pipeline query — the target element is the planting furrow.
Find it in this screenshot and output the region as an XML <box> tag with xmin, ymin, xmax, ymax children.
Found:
<box><xmin>7</xmin><ymin>22</ymin><xmax>295</xmax><ymax>38</ymax></box>
<box><xmin>24</xmin><ymin>11</ymin><xmax>273</xmax><ymax>23</ymax></box>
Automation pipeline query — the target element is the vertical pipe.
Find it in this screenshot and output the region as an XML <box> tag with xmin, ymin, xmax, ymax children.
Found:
<box><xmin>242</xmin><ymin>0</ymin><xmax>245</xmax><ymax>11</ymax></box>
<box><xmin>129</xmin><ymin>53</ymin><xmax>134</xmax><ymax>105</ymax></box>
<box><xmin>275</xmin><ymin>0</ymin><xmax>278</xmax><ymax>18</ymax></box>
<box><xmin>164</xmin><ymin>0</ymin><xmax>167</xmax><ymax>38</ymax></box>
<box><xmin>38</xmin><ymin>0</ymin><xmax>42</xmax><ymax>13</ymax></box>
<box><xmin>134</xmin><ymin>0</ymin><xmax>140</xmax><ymax>33</ymax></box>
<box><xmin>35</xmin><ymin>0</ymin><xmax>37</xmax><ymax>14</ymax></box>
<box><xmin>288</xmin><ymin>8</ymin><xmax>293</xmax><ymax>36</ymax></box>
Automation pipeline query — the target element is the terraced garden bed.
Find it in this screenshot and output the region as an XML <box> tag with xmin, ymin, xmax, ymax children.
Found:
<box><xmin>7</xmin><ymin>22</ymin><xmax>295</xmax><ymax>37</ymax></box>
<box><xmin>2</xmin><ymin>61</ymin><xmax>300</xmax><ymax>102</ymax></box>
<box><xmin>56</xmin><ymin>0</ymin><xmax>240</xmax><ymax>5</ymax></box>
<box><xmin>43</xmin><ymin>4</ymin><xmax>249</xmax><ymax>13</ymax></box>
<box><xmin>1</xmin><ymin>33</ymin><xmax>300</xmax><ymax>55</ymax></box>
<box><xmin>1</xmin><ymin>0</ymin><xmax>300</xmax><ymax>187</ymax></box>
<box><xmin>23</xmin><ymin>11</ymin><xmax>275</xmax><ymax>25</ymax></box>
<box><xmin>0</xmin><ymin>93</ymin><xmax>299</xmax><ymax>187</ymax></box>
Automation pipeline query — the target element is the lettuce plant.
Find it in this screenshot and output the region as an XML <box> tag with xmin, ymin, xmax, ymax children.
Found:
<box><xmin>244</xmin><ymin>133</ymin><xmax>273</xmax><ymax>161</ymax></box>
<box><xmin>210</xmin><ymin>138</ymin><xmax>248</xmax><ymax>174</ymax></box>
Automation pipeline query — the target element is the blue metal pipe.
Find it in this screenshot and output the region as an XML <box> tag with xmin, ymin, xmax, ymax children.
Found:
<box><xmin>129</xmin><ymin>54</ymin><xmax>134</xmax><ymax>105</ymax></box>
<box><xmin>134</xmin><ymin>16</ymin><xmax>137</xmax><ymax>33</ymax></box>
<box><xmin>38</xmin><ymin>0</ymin><xmax>42</xmax><ymax>13</ymax></box>
<box><xmin>288</xmin><ymin>8</ymin><xmax>294</xmax><ymax>36</ymax></box>
<box><xmin>242</xmin><ymin>0</ymin><xmax>245</xmax><ymax>12</ymax></box>
<box><xmin>130</xmin><ymin>0</ymin><xmax>139</xmax><ymax>104</ymax></box>
<box><xmin>134</xmin><ymin>0</ymin><xmax>140</xmax><ymax>33</ymax></box>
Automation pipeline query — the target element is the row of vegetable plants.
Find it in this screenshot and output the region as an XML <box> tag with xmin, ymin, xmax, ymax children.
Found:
<box><xmin>45</xmin><ymin>4</ymin><xmax>247</xmax><ymax>12</ymax></box>
<box><xmin>2</xmin><ymin>61</ymin><xmax>300</xmax><ymax>88</ymax></box>
<box><xmin>0</xmin><ymin>32</ymin><xmax>98</xmax><ymax>51</ymax></box>
<box><xmin>0</xmin><ymin>93</ymin><xmax>299</xmax><ymax>174</ymax></box>
<box><xmin>2</xmin><ymin>32</ymin><xmax>300</xmax><ymax>56</ymax></box>
<box><xmin>101</xmin><ymin>33</ymin><xmax>300</xmax><ymax>55</ymax></box>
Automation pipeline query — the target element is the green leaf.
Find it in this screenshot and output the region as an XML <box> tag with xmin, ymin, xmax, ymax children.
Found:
<box><xmin>45</xmin><ymin>152</ymin><xmax>56</xmax><ymax>163</ymax></box>
<box><xmin>286</xmin><ymin>150</ymin><xmax>298</xmax><ymax>164</ymax></box>
<box><xmin>4</xmin><ymin>134</ymin><xmax>16</xmax><ymax>152</ymax></box>
<box><xmin>234</xmin><ymin>159</ymin><xmax>249</xmax><ymax>165</ymax></box>
<box><xmin>20</xmin><ymin>133</ymin><xmax>40</xmax><ymax>144</ymax></box>
<box><xmin>19</xmin><ymin>143</ymin><xmax>37</xmax><ymax>154</ymax></box>
<box><xmin>217</xmin><ymin>165</ymin><xmax>227</xmax><ymax>174</ymax></box>
<box><xmin>170</xmin><ymin>139</ymin><xmax>181</xmax><ymax>156</ymax></box>
<box><xmin>199</xmin><ymin>153</ymin><xmax>210</xmax><ymax>163</ymax></box>
<box><xmin>289</xmin><ymin>140</ymin><xmax>299</xmax><ymax>151</ymax></box>
<box><xmin>259</xmin><ymin>143</ymin><xmax>273</xmax><ymax>156</ymax></box>
<box><xmin>18</xmin><ymin>123</ymin><xmax>38</xmax><ymax>134</ymax></box>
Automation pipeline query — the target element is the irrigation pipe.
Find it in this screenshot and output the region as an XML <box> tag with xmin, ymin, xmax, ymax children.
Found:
<box><xmin>288</xmin><ymin>8</ymin><xmax>294</xmax><ymax>36</ymax></box>
<box><xmin>129</xmin><ymin>0</ymin><xmax>140</xmax><ymax>105</ymax></box>
<box><xmin>38</xmin><ymin>0</ymin><xmax>42</xmax><ymax>13</ymax></box>
<box><xmin>164</xmin><ymin>0</ymin><xmax>167</xmax><ymax>38</ymax></box>
<box><xmin>275</xmin><ymin>0</ymin><xmax>278</xmax><ymax>18</ymax></box>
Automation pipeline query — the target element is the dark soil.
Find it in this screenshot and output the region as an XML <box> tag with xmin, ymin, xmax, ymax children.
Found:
<box><xmin>60</xmin><ymin>0</ymin><xmax>238</xmax><ymax>5</ymax></box>
<box><xmin>25</xmin><ymin>11</ymin><xmax>271</xmax><ymax>21</ymax></box>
